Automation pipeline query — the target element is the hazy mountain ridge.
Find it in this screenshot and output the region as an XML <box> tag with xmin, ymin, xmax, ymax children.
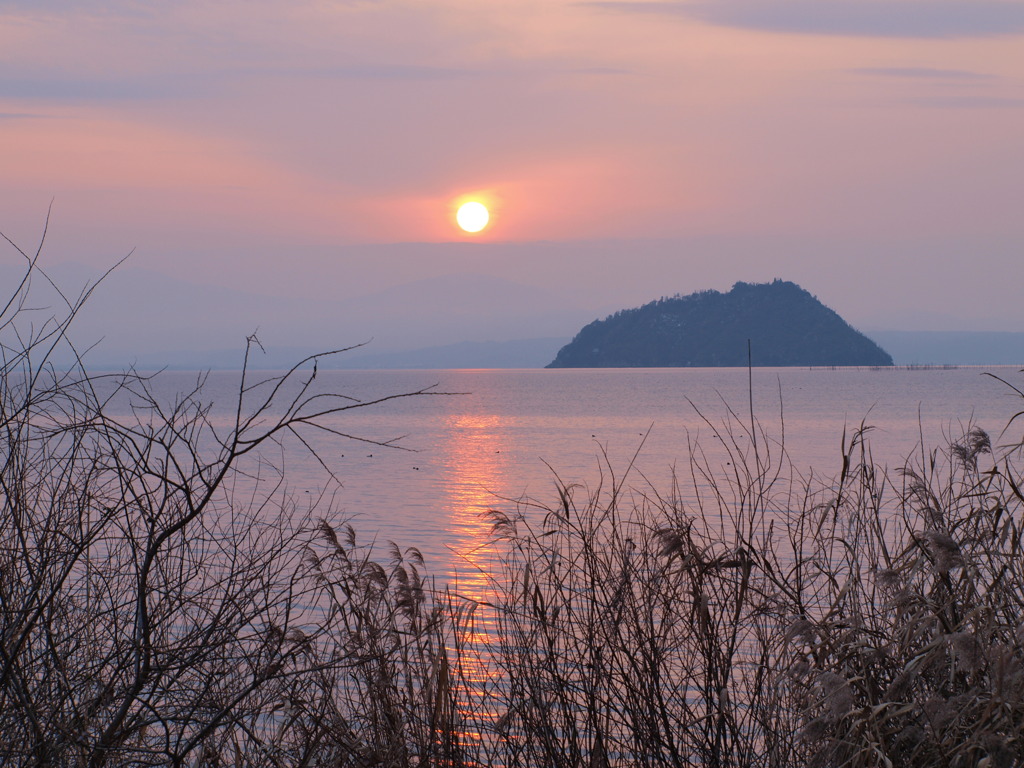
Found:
<box><xmin>864</xmin><ymin>331</ymin><xmax>1024</xmax><ymax>366</ymax></box>
<box><xmin>328</xmin><ymin>337</ymin><xmax>570</xmax><ymax>369</ymax></box>
<box><xmin>548</xmin><ymin>280</ymin><xmax>894</xmax><ymax>368</ymax></box>
<box><xmin>0</xmin><ymin>263</ymin><xmax>592</xmax><ymax>367</ymax></box>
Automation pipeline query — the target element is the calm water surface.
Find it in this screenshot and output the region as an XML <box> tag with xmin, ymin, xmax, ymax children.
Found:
<box><xmin>130</xmin><ymin>366</ymin><xmax>1024</xmax><ymax>586</ymax></box>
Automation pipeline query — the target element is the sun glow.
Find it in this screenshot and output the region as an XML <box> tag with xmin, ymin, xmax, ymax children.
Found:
<box><xmin>456</xmin><ymin>201</ymin><xmax>489</xmax><ymax>233</ymax></box>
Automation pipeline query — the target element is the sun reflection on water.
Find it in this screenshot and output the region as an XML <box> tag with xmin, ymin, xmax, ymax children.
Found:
<box><xmin>434</xmin><ymin>411</ymin><xmax>517</xmax><ymax>735</ymax></box>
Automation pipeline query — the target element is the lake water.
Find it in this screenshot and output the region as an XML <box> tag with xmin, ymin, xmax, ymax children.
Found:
<box><xmin>131</xmin><ymin>366</ymin><xmax>1024</xmax><ymax>589</ymax></box>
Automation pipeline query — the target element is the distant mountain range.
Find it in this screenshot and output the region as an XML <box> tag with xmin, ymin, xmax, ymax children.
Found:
<box><xmin>1</xmin><ymin>264</ymin><xmax>593</xmax><ymax>369</ymax></box>
<box><xmin>548</xmin><ymin>280</ymin><xmax>893</xmax><ymax>368</ymax></box>
<box><xmin>862</xmin><ymin>331</ymin><xmax>1024</xmax><ymax>367</ymax></box>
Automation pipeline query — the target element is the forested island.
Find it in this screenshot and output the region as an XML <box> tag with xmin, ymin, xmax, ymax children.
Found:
<box><xmin>548</xmin><ymin>279</ymin><xmax>894</xmax><ymax>367</ymax></box>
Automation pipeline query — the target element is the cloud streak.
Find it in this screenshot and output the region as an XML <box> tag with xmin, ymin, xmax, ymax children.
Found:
<box><xmin>0</xmin><ymin>111</ymin><xmax>53</xmax><ymax>119</ymax></box>
<box><xmin>851</xmin><ymin>67</ymin><xmax>997</xmax><ymax>81</ymax></box>
<box><xmin>583</xmin><ymin>0</ymin><xmax>1024</xmax><ymax>39</ymax></box>
<box><xmin>0</xmin><ymin>75</ymin><xmax>207</xmax><ymax>102</ymax></box>
<box><xmin>910</xmin><ymin>95</ymin><xmax>1024</xmax><ymax>108</ymax></box>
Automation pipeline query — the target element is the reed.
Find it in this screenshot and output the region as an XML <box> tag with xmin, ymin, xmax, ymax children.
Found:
<box><xmin>466</xmin><ymin>401</ymin><xmax>1024</xmax><ymax>768</ymax></box>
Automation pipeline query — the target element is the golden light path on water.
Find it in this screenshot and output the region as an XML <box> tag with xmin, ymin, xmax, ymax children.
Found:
<box><xmin>435</xmin><ymin>411</ymin><xmax>513</xmax><ymax>738</ymax></box>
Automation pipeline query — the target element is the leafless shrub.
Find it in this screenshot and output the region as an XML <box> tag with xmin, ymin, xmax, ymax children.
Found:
<box><xmin>0</xmin><ymin>227</ymin><xmax>459</xmax><ymax>767</ymax></box>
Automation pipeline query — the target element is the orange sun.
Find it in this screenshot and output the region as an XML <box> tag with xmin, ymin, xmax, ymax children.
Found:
<box><xmin>456</xmin><ymin>201</ymin><xmax>489</xmax><ymax>233</ymax></box>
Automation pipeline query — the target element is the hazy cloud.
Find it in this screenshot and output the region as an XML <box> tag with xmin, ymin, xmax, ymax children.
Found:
<box><xmin>571</xmin><ymin>66</ymin><xmax>633</xmax><ymax>76</ymax></box>
<box><xmin>0</xmin><ymin>111</ymin><xmax>52</xmax><ymax>119</ymax></box>
<box><xmin>309</xmin><ymin>64</ymin><xmax>476</xmax><ymax>81</ymax></box>
<box><xmin>910</xmin><ymin>95</ymin><xmax>1024</xmax><ymax>108</ymax></box>
<box><xmin>294</xmin><ymin>61</ymin><xmax>631</xmax><ymax>84</ymax></box>
<box><xmin>0</xmin><ymin>0</ymin><xmax>161</xmax><ymax>19</ymax></box>
<box><xmin>0</xmin><ymin>75</ymin><xmax>209</xmax><ymax>102</ymax></box>
<box><xmin>583</xmin><ymin>0</ymin><xmax>1024</xmax><ymax>39</ymax></box>
<box><xmin>851</xmin><ymin>67</ymin><xmax>996</xmax><ymax>80</ymax></box>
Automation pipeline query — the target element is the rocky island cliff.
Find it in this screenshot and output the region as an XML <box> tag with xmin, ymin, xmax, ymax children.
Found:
<box><xmin>548</xmin><ymin>280</ymin><xmax>893</xmax><ymax>368</ymax></box>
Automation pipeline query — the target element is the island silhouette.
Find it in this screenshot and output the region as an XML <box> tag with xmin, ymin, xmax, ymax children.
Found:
<box><xmin>548</xmin><ymin>279</ymin><xmax>894</xmax><ymax>368</ymax></box>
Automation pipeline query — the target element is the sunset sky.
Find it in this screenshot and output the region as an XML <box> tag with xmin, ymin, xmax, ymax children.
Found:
<box><xmin>2</xmin><ymin>1</ymin><xmax>1023</xmax><ymax>358</ymax></box>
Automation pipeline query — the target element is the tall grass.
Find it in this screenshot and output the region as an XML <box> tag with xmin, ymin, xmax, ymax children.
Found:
<box><xmin>464</xmin><ymin>396</ymin><xmax>1024</xmax><ymax>768</ymax></box>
